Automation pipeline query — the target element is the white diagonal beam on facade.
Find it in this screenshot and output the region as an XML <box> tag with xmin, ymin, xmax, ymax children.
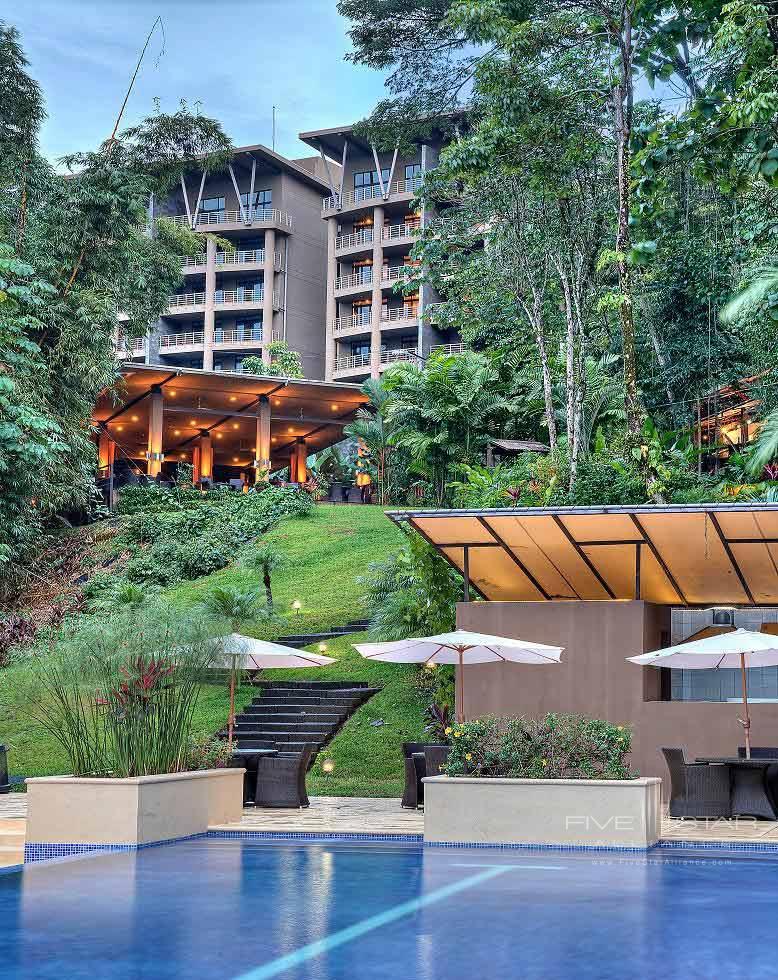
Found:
<box><xmin>228</xmin><ymin>163</ymin><xmax>249</xmax><ymax>223</ymax></box>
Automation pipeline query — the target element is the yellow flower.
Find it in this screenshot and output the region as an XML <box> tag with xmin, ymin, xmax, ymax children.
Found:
<box><xmin>465</xmin><ymin>753</ymin><xmax>472</xmax><ymax>761</ymax></box>
<box><xmin>541</xmin><ymin>759</ymin><xmax>548</xmax><ymax>767</ymax></box>
<box><xmin>453</xmin><ymin>731</ymin><xmax>462</xmax><ymax>738</ymax></box>
<box><xmin>617</xmin><ymin>725</ymin><xmax>624</xmax><ymax>732</ymax></box>
<box><xmin>444</xmin><ymin>727</ymin><xmax>452</xmax><ymax>735</ymax></box>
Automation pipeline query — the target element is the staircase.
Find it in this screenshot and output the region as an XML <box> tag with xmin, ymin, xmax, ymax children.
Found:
<box><xmin>233</xmin><ymin>681</ymin><xmax>378</xmax><ymax>762</ymax></box>
<box><xmin>276</xmin><ymin>619</ymin><xmax>370</xmax><ymax>650</ymax></box>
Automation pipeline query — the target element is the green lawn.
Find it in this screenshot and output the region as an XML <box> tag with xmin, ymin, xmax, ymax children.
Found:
<box><xmin>1</xmin><ymin>504</ymin><xmax>423</xmax><ymax>795</ymax></box>
<box><xmin>164</xmin><ymin>503</ymin><xmax>404</xmax><ymax>639</ymax></box>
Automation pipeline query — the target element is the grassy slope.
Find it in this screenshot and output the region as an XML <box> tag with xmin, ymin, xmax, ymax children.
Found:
<box><xmin>1</xmin><ymin>505</ymin><xmax>424</xmax><ymax>795</ymax></box>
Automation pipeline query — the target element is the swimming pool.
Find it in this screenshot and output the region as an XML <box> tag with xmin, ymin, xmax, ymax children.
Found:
<box><xmin>1</xmin><ymin>839</ymin><xmax>775</xmax><ymax>979</ymax></box>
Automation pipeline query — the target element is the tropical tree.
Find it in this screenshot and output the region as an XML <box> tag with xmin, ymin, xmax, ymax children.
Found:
<box><xmin>201</xmin><ymin>586</ymin><xmax>262</xmax><ymax>630</ymax></box>
<box><xmin>383</xmin><ymin>350</ymin><xmax>513</xmax><ymax>505</ymax></box>
<box><xmin>242</xmin><ymin>341</ymin><xmax>303</xmax><ymax>378</ymax></box>
<box><xmin>243</xmin><ymin>542</ymin><xmax>286</xmax><ymax>611</ymax></box>
<box><xmin>343</xmin><ymin>377</ymin><xmax>398</xmax><ymax>505</ymax></box>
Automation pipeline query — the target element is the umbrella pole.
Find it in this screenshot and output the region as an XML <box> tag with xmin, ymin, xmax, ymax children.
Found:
<box><xmin>739</xmin><ymin>652</ymin><xmax>752</xmax><ymax>759</ymax></box>
<box><xmin>228</xmin><ymin>659</ymin><xmax>236</xmax><ymax>753</ymax></box>
<box><xmin>457</xmin><ymin>650</ymin><xmax>465</xmax><ymax>725</ymax></box>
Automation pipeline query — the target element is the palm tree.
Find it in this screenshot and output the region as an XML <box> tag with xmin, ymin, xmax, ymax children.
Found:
<box><xmin>344</xmin><ymin>377</ymin><xmax>396</xmax><ymax>505</ymax></box>
<box><xmin>200</xmin><ymin>585</ymin><xmax>262</xmax><ymax>747</ymax></box>
<box><xmin>242</xmin><ymin>543</ymin><xmax>286</xmax><ymax>610</ymax></box>
<box><xmin>383</xmin><ymin>351</ymin><xmax>512</xmax><ymax>506</ymax></box>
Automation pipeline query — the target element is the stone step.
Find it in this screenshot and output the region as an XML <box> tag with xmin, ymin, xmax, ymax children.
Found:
<box><xmin>255</xmin><ymin>680</ymin><xmax>370</xmax><ymax>690</ymax></box>
<box><xmin>239</xmin><ymin>710</ymin><xmax>342</xmax><ymax>724</ymax></box>
<box><xmin>235</xmin><ymin>720</ymin><xmax>336</xmax><ymax>733</ymax></box>
<box><xmin>250</xmin><ymin>697</ymin><xmax>365</xmax><ymax>709</ymax></box>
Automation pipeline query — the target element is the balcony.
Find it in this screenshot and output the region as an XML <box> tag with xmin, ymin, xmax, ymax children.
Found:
<box><xmin>322</xmin><ymin>175</ymin><xmax>424</xmax><ymax>215</ymax></box>
<box><xmin>423</xmin><ymin>302</ymin><xmax>444</xmax><ymax>322</ymax></box>
<box><xmin>167</xmin><ymin>292</ymin><xmax>206</xmax><ymax>314</ymax></box>
<box><xmin>381</xmin><ymin>264</ymin><xmax>414</xmax><ymax>286</ymax></box>
<box><xmin>335</xmin><ymin>228</ymin><xmax>374</xmax><ymax>253</ymax></box>
<box><xmin>334</xmin><ymin>271</ymin><xmax>373</xmax><ymax>296</ymax></box>
<box><xmin>168</xmin><ymin>208</ymin><xmax>292</xmax><ymax>232</ymax></box>
<box><xmin>381</xmin><ymin>347</ymin><xmax>418</xmax><ymax>367</ymax></box>
<box><xmin>179</xmin><ymin>254</ymin><xmax>208</xmax><ymax>270</ymax></box>
<box><xmin>381</xmin><ymin>306</ymin><xmax>418</xmax><ymax>326</ymax></box>
<box><xmin>430</xmin><ymin>343</ymin><xmax>467</xmax><ymax>357</ymax></box>
<box><xmin>115</xmin><ymin>336</ymin><xmax>146</xmax><ymax>359</ymax></box>
<box><xmin>213</xmin><ymin>327</ymin><xmax>264</xmax><ymax>348</ymax></box>
<box><xmin>334</xmin><ymin>314</ymin><xmax>372</xmax><ymax>336</ymax></box>
<box><xmin>382</xmin><ymin>222</ymin><xmax>420</xmax><ymax>243</ymax></box>
<box><xmin>159</xmin><ymin>331</ymin><xmax>204</xmax><ymax>352</ymax></box>
<box><xmin>214</xmin><ymin>287</ymin><xmax>264</xmax><ymax>307</ymax></box>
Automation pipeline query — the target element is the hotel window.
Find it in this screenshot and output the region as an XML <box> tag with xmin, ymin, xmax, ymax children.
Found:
<box><xmin>350</xmin><ymin>341</ymin><xmax>370</xmax><ymax>358</ymax></box>
<box><xmin>352</xmin><ymin>300</ymin><xmax>372</xmax><ymax>324</ymax></box>
<box><xmin>200</xmin><ymin>196</ymin><xmax>225</xmax><ymax>213</ymax></box>
<box><xmin>240</xmin><ymin>189</ymin><xmax>272</xmax><ymax>212</ymax></box>
<box><xmin>353</xmin><ymin>168</ymin><xmax>390</xmax><ymax>201</ymax></box>
<box><xmin>213</xmin><ymin>360</ymin><xmax>224</xmax><ymax>372</ymax></box>
<box><xmin>405</xmin><ymin>163</ymin><xmax>423</xmax><ymax>182</ymax></box>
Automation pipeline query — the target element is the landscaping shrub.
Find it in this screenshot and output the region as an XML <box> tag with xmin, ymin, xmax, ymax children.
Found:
<box><xmin>185</xmin><ymin>734</ymin><xmax>233</xmax><ymax>770</ymax></box>
<box><xmin>444</xmin><ymin>714</ymin><xmax>634</xmax><ymax>780</ymax></box>
<box><xmin>0</xmin><ymin>614</ymin><xmax>36</xmax><ymax>668</ymax></box>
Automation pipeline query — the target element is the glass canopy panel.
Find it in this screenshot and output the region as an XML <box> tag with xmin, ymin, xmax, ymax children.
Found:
<box><xmin>413</xmin><ymin>517</ymin><xmax>495</xmax><ymax>546</ymax></box>
<box><xmin>580</xmin><ymin>544</ymin><xmax>640</xmax><ymax>598</ymax></box>
<box><xmin>514</xmin><ymin>515</ymin><xmax>613</xmax><ymax>599</ymax></box>
<box><xmin>729</xmin><ymin>542</ymin><xmax>778</xmax><ymax>603</ymax></box>
<box><xmin>465</xmin><ymin>544</ymin><xmax>547</xmax><ymax>600</ymax></box>
<box><xmin>482</xmin><ymin>516</ymin><xmax>580</xmax><ymax>599</ymax></box>
<box><xmin>716</xmin><ymin>510</ymin><xmax>778</xmax><ymax>541</ymax></box>
<box><xmin>635</xmin><ymin>511</ymin><xmax>750</xmax><ymax>604</ymax></box>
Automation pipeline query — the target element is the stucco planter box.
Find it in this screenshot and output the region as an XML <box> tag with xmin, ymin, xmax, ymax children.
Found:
<box><xmin>25</xmin><ymin>768</ymin><xmax>245</xmax><ymax>847</ymax></box>
<box><xmin>423</xmin><ymin>775</ymin><xmax>662</xmax><ymax>849</ymax></box>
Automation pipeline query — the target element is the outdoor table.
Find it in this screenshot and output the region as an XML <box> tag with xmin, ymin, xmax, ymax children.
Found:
<box><xmin>696</xmin><ymin>757</ymin><xmax>778</xmax><ymax>820</ymax></box>
<box><xmin>232</xmin><ymin>748</ymin><xmax>279</xmax><ymax>805</ymax></box>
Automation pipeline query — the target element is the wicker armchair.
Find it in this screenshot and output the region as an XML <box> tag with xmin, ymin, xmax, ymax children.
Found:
<box><xmin>662</xmin><ymin>747</ymin><xmax>731</xmax><ymax>819</ymax></box>
<box><xmin>401</xmin><ymin>742</ymin><xmax>449</xmax><ymax>809</ymax></box>
<box><xmin>739</xmin><ymin>747</ymin><xmax>778</xmax><ymax>815</ymax></box>
<box><xmin>424</xmin><ymin>744</ymin><xmax>451</xmax><ymax>779</ymax></box>
<box><xmin>255</xmin><ymin>747</ymin><xmax>312</xmax><ymax>808</ymax></box>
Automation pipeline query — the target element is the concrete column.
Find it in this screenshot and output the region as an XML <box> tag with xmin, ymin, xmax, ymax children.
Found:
<box><xmin>370</xmin><ymin>205</ymin><xmax>384</xmax><ymax>379</ymax></box>
<box><xmin>294</xmin><ymin>439</ymin><xmax>307</xmax><ymax>483</ymax></box>
<box><xmin>146</xmin><ymin>386</ymin><xmax>164</xmax><ymax>477</ymax></box>
<box><xmin>289</xmin><ymin>445</ymin><xmax>298</xmax><ymax>483</ymax></box>
<box><xmin>254</xmin><ymin>396</ymin><xmax>271</xmax><ymax>482</ymax></box>
<box><xmin>203</xmin><ymin>236</ymin><xmax>216</xmax><ymax>371</ymax></box>
<box><xmin>262</xmin><ymin>229</ymin><xmax>276</xmax><ymax>365</ymax></box>
<box><xmin>198</xmin><ymin>431</ymin><xmax>213</xmax><ymax>481</ymax></box>
<box><xmin>325</xmin><ymin>216</ymin><xmax>338</xmax><ymax>380</ymax></box>
<box><xmin>192</xmin><ymin>445</ymin><xmax>201</xmax><ymax>485</ymax></box>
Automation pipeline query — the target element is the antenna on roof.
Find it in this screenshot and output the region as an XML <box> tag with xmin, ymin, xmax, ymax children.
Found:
<box><xmin>272</xmin><ymin>106</ymin><xmax>277</xmax><ymax>151</ymax></box>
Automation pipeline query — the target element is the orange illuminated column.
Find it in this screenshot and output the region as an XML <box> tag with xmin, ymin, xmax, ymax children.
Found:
<box><xmin>192</xmin><ymin>445</ymin><xmax>201</xmax><ymax>485</ymax></box>
<box><xmin>198</xmin><ymin>431</ymin><xmax>213</xmax><ymax>481</ymax></box>
<box><xmin>97</xmin><ymin>428</ymin><xmax>116</xmax><ymax>477</ymax></box>
<box><xmin>146</xmin><ymin>386</ymin><xmax>164</xmax><ymax>477</ymax></box>
<box><xmin>295</xmin><ymin>438</ymin><xmax>307</xmax><ymax>483</ymax></box>
<box><xmin>254</xmin><ymin>395</ymin><xmax>271</xmax><ymax>483</ymax></box>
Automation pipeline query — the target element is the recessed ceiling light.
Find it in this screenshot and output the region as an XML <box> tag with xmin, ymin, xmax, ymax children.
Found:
<box><xmin>216</xmin><ymin>433</ymin><xmax>223</xmax><ymax>440</ymax></box>
<box><xmin>116</xmin><ymin>425</ymin><xmax>124</xmax><ymax>432</ymax></box>
<box><xmin>288</xmin><ymin>426</ymin><xmax>294</xmax><ymax>433</ymax></box>
<box><xmin>331</xmin><ymin>404</ymin><xmax>339</xmax><ymax>410</ymax></box>
<box><xmin>190</xmin><ymin>419</ymin><xmax>197</xmax><ymax>426</ymax></box>
<box><xmin>229</xmin><ymin>395</ymin><xmax>237</xmax><ymax>402</ymax></box>
<box><xmin>233</xmin><ymin>457</ymin><xmax>239</xmax><ymax>463</ymax></box>
<box><xmin>174</xmin><ymin>429</ymin><xmax>181</xmax><ymax>435</ymax></box>
<box><xmin>131</xmin><ymin>414</ymin><xmax>139</xmax><ymax>422</ymax></box>
<box><xmin>168</xmin><ymin>390</ymin><xmax>176</xmax><ymax>397</ymax></box>
<box><xmin>232</xmin><ymin>423</ymin><xmax>239</xmax><ymax>429</ymax></box>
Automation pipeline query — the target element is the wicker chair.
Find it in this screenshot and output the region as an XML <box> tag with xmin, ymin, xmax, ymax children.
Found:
<box><xmin>401</xmin><ymin>742</ymin><xmax>449</xmax><ymax>809</ymax></box>
<box><xmin>739</xmin><ymin>747</ymin><xmax>778</xmax><ymax>816</ymax></box>
<box><xmin>424</xmin><ymin>744</ymin><xmax>451</xmax><ymax>778</ymax></box>
<box><xmin>255</xmin><ymin>746</ymin><xmax>312</xmax><ymax>808</ymax></box>
<box><xmin>662</xmin><ymin>747</ymin><xmax>731</xmax><ymax>819</ymax></box>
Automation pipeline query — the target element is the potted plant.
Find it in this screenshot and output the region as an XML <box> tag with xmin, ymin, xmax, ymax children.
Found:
<box><xmin>423</xmin><ymin>714</ymin><xmax>661</xmax><ymax>849</ymax></box>
<box><xmin>22</xmin><ymin>607</ymin><xmax>244</xmax><ymax>854</ymax></box>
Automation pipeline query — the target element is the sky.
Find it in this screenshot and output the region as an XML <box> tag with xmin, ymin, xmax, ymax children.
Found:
<box><xmin>4</xmin><ymin>0</ymin><xmax>389</xmax><ymax>164</ymax></box>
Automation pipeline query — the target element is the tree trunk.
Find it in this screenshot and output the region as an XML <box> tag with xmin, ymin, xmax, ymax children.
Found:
<box><xmin>532</xmin><ymin>290</ymin><xmax>558</xmax><ymax>451</ymax></box>
<box><xmin>263</xmin><ymin>567</ymin><xmax>273</xmax><ymax>610</ymax></box>
<box><xmin>612</xmin><ymin>7</ymin><xmax>642</xmax><ymax>437</ymax></box>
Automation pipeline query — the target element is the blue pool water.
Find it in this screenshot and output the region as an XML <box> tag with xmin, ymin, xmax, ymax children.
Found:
<box><xmin>1</xmin><ymin>839</ymin><xmax>776</xmax><ymax>979</ymax></box>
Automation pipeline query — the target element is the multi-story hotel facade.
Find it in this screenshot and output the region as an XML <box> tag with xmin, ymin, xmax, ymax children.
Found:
<box><xmin>117</xmin><ymin>145</ymin><xmax>333</xmax><ymax>379</ymax></box>
<box><xmin>298</xmin><ymin>124</ymin><xmax>459</xmax><ymax>383</ymax></box>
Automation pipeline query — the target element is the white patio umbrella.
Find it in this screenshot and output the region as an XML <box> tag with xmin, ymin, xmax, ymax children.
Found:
<box><xmin>213</xmin><ymin>634</ymin><xmax>335</xmax><ymax>750</ymax></box>
<box><xmin>354</xmin><ymin>629</ymin><xmax>564</xmax><ymax>724</ymax></box>
<box><xmin>628</xmin><ymin>628</ymin><xmax>778</xmax><ymax>758</ymax></box>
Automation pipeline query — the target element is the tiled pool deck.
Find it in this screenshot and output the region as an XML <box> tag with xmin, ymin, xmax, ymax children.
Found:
<box><xmin>4</xmin><ymin>793</ymin><xmax>778</xmax><ymax>866</ymax></box>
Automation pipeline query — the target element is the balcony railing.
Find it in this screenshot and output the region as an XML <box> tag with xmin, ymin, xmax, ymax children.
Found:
<box><xmin>336</xmin><ymin>229</ymin><xmax>373</xmax><ymax>251</ymax></box>
<box><xmin>334</xmin><ymin>352</ymin><xmax>372</xmax><ymax>372</ymax></box>
<box><xmin>334</xmin><ymin>314</ymin><xmax>372</xmax><ymax>334</ymax></box>
<box><xmin>214</xmin><ymin>288</ymin><xmax>264</xmax><ymax>305</ymax></box>
<box><xmin>381</xmin><ymin>306</ymin><xmax>418</xmax><ymax>323</ymax></box>
<box><xmin>159</xmin><ymin>331</ymin><xmax>204</xmax><ymax>348</ymax></box>
<box><xmin>431</xmin><ymin>343</ymin><xmax>467</xmax><ymax>357</ymax></box>
<box><xmin>334</xmin><ymin>271</ymin><xmax>373</xmax><ymax>291</ymax></box>
<box><xmin>381</xmin><ymin>348</ymin><xmax>418</xmax><ymax>365</ymax></box>
<box><xmin>168</xmin><ymin>208</ymin><xmax>292</xmax><ymax>229</ymax></box>
<box><xmin>383</xmin><ymin>222</ymin><xmax>420</xmax><ymax>241</ymax></box>
<box><xmin>128</xmin><ymin>337</ymin><xmax>146</xmax><ymax>353</ymax></box>
<box><xmin>168</xmin><ymin>292</ymin><xmax>205</xmax><ymax>308</ymax></box>
<box><xmin>423</xmin><ymin>302</ymin><xmax>445</xmax><ymax>321</ymax></box>
<box><xmin>381</xmin><ymin>264</ymin><xmax>415</xmax><ymax>285</ymax></box>
<box><xmin>323</xmin><ymin>175</ymin><xmax>424</xmax><ymax>213</ymax></box>
<box><xmin>214</xmin><ymin>327</ymin><xmax>263</xmax><ymax>344</ymax></box>
<box><xmin>217</xmin><ymin>249</ymin><xmax>265</xmax><ymax>265</ymax></box>
<box><xmin>179</xmin><ymin>254</ymin><xmax>208</xmax><ymax>267</ymax></box>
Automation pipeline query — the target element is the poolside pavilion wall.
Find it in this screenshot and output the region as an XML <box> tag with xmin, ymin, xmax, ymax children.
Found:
<box><xmin>456</xmin><ymin>599</ymin><xmax>778</xmax><ymax>793</ymax></box>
